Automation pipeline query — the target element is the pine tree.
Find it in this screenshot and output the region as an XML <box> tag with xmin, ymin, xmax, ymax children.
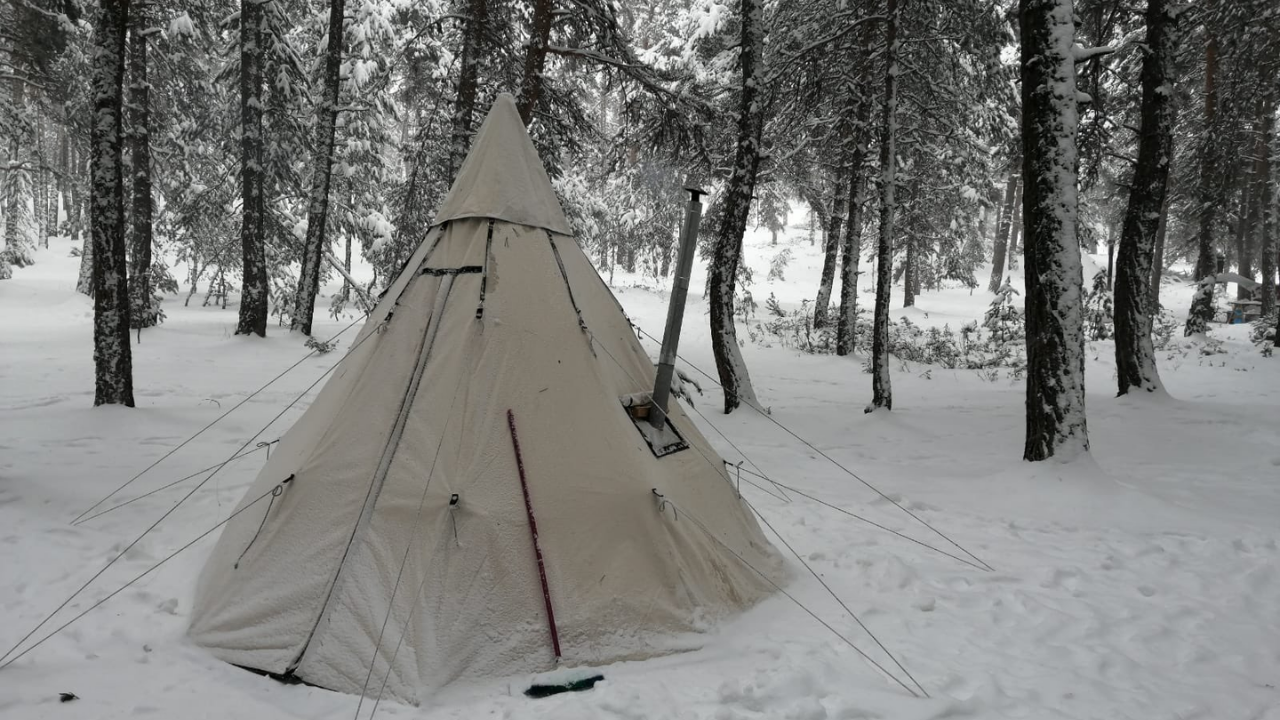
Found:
<box><xmin>91</xmin><ymin>0</ymin><xmax>136</xmax><ymax>407</ymax></box>
<box><xmin>707</xmin><ymin>0</ymin><xmax>764</xmax><ymax>414</ymax></box>
<box><xmin>1019</xmin><ymin>0</ymin><xmax>1088</xmax><ymax>460</ymax></box>
<box><xmin>128</xmin><ymin>1</ymin><xmax>158</xmax><ymax>330</ymax></box>
<box><xmin>869</xmin><ymin>0</ymin><xmax>900</xmax><ymax>412</ymax></box>
<box><xmin>236</xmin><ymin>0</ymin><xmax>268</xmax><ymax>337</ymax></box>
<box><xmin>292</xmin><ymin>0</ymin><xmax>346</xmax><ymax>336</ymax></box>
<box><xmin>1114</xmin><ymin>0</ymin><xmax>1175</xmax><ymax>396</ymax></box>
<box><xmin>988</xmin><ymin>169</ymin><xmax>1018</xmax><ymax>293</ymax></box>
<box><xmin>1185</xmin><ymin>33</ymin><xmax>1220</xmax><ymax>335</ymax></box>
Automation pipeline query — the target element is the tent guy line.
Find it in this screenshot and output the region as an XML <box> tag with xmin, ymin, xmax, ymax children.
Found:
<box><xmin>746</xmin><ymin>496</ymin><xmax>930</xmax><ymax>696</ymax></box>
<box><xmin>631</xmin><ymin>324</ymin><xmax>995</xmax><ymax>573</ymax></box>
<box><xmin>0</xmin><ymin>318</ymin><xmax>384</xmax><ymax>667</ymax></box>
<box><xmin>74</xmin><ymin>439</ymin><xmax>279</xmax><ymax>526</ymax></box>
<box><xmin>69</xmin><ymin>313</ymin><xmax>368</xmax><ymax>525</ymax></box>
<box><xmin>0</xmin><ymin>479</ymin><xmax>286</xmax><ymax>672</ymax></box>
<box><xmin>736</xmin><ymin>470</ymin><xmax>989</xmax><ymax>572</ymax></box>
<box><xmin>663</xmin><ymin>495</ymin><xmax>926</xmax><ymax>699</ymax></box>
<box><xmin>585</xmin><ymin>308</ymin><xmax>981</xmax><ymax>572</ymax></box>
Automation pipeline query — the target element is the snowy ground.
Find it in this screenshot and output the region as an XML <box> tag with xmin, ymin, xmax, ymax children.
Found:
<box><xmin>2</xmin><ymin>229</ymin><xmax>1278</xmax><ymax>720</ymax></box>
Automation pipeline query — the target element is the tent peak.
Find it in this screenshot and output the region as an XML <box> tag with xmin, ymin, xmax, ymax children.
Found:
<box><xmin>433</xmin><ymin>94</ymin><xmax>573</xmax><ymax>235</ymax></box>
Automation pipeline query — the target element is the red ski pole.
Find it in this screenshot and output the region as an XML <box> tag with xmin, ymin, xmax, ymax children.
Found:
<box><xmin>506</xmin><ymin>409</ymin><xmax>562</xmax><ymax>660</ymax></box>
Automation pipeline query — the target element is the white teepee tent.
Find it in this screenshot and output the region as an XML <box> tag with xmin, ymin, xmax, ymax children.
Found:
<box><xmin>189</xmin><ymin>94</ymin><xmax>781</xmax><ymax>703</ymax></box>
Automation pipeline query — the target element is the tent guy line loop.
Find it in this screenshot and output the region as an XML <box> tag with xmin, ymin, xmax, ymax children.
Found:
<box><xmin>744</xmin><ymin>496</ymin><xmax>930</xmax><ymax>697</ymax></box>
<box><xmin>0</xmin><ymin>481</ymin><xmax>287</xmax><ymax>672</ymax></box>
<box><xmin>0</xmin><ymin>322</ymin><xmax>383</xmax><ymax>668</ymax></box>
<box><xmin>71</xmin><ymin>314</ymin><xmax>368</xmax><ymax>525</ymax></box>
<box><xmin>630</xmin><ymin>324</ymin><xmax>994</xmax><ymax>573</ymax></box>
<box><xmin>682</xmin><ymin>399</ymin><xmax>791</xmax><ymax>502</ymax></box>
<box><xmin>74</xmin><ymin>439</ymin><xmax>280</xmax><ymax>527</ymax></box>
<box><xmin>657</xmin><ymin>495</ymin><xmax>925</xmax><ymax>699</ymax></box>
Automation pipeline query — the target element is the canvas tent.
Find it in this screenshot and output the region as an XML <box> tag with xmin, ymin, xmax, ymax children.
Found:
<box><xmin>189</xmin><ymin>93</ymin><xmax>782</xmax><ymax>703</ymax></box>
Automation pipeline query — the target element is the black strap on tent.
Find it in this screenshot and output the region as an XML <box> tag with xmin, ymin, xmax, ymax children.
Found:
<box><xmin>421</xmin><ymin>266</ymin><xmax>482</xmax><ymax>276</ymax></box>
<box><xmin>547</xmin><ymin>231</ymin><xmax>594</xmax><ymax>356</ymax></box>
<box><xmin>476</xmin><ymin>220</ymin><xmax>495</xmax><ymax>318</ymax></box>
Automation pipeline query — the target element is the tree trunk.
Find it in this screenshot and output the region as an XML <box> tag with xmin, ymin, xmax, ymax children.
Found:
<box><xmin>1114</xmin><ymin>0</ymin><xmax>1175</xmax><ymax>396</ymax></box>
<box><xmin>342</xmin><ymin>232</ymin><xmax>352</xmax><ymax>302</ymax></box>
<box><xmin>1105</xmin><ymin>235</ymin><xmax>1115</xmax><ymax>289</ymax></box>
<box><xmin>903</xmin><ymin>225</ymin><xmax>917</xmax><ymax>307</ymax></box>
<box><xmin>836</xmin><ymin>47</ymin><xmax>875</xmax><ymax>357</ymax></box>
<box><xmin>1231</xmin><ymin>183</ymin><xmax>1250</xmax><ymax>300</ymax></box>
<box><xmin>57</xmin><ymin>121</ymin><xmax>69</xmax><ymax>235</ymax></box>
<box><xmin>1238</xmin><ymin>95</ymin><xmax>1273</xmax><ymax>301</ymax></box>
<box><xmin>1185</xmin><ymin>34</ymin><xmax>1219</xmax><ymax>335</ymax></box>
<box><xmin>516</xmin><ymin>0</ymin><xmax>553</xmax><ymax>126</ymax></box>
<box><xmin>1258</xmin><ymin>93</ymin><xmax>1276</xmax><ymax>317</ymax></box>
<box><xmin>237</xmin><ymin>0</ymin><xmax>268</xmax><ymax>336</ymax></box>
<box><xmin>870</xmin><ymin>0</ymin><xmax>899</xmax><ymax>412</ymax></box>
<box><xmin>70</xmin><ymin>147</ymin><xmax>85</xmax><ymax>240</ymax></box>
<box><xmin>1007</xmin><ymin>181</ymin><xmax>1023</xmax><ymax>269</ymax></box>
<box><xmin>1150</xmin><ymin>192</ymin><xmax>1168</xmax><ymax>308</ymax></box>
<box><xmin>449</xmin><ymin>0</ymin><xmax>487</xmax><ymax>174</ymax></box>
<box><xmin>291</xmin><ymin>0</ymin><xmax>346</xmax><ymax>336</ymax></box>
<box><xmin>814</xmin><ymin>178</ymin><xmax>846</xmax><ymax>328</ymax></box>
<box><xmin>74</xmin><ymin>148</ymin><xmax>92</xmax><ymax>295</ymax></box>
<box><xmin>708</xmin><ymin>0</ymin><xmax>764</xmax><ymax>414</ymax></box>
<box><xmin>988</xmin><ymin>171</ymin><xmax>1018</xmax><ymax>292</ymax></box>
<box><xmin>1019</xmin><ymin>0</ymin><xmax>1088</xmax><ymax>460</ymax></box>
<box><xmin>90</xmin><ymin>0</ymin><xmax>135</xmax><ymax>407</ymax></box>
<box><xmin>5</xmin><ymin>78</ymin><xmax>26</xmax><ymax>264</ymax></box>
<box><xmin>129</xmin><ymin>6</ymin><xmax>157</xmax><ymax>329</ymax></box>
<box><xmin>35</xmin><ymin>123</ymin><xmax>47</xmax><ymax>247</ymax></box>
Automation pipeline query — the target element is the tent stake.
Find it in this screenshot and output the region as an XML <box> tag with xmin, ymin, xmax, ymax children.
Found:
<box><xmin>506</xmin><ymin>409</ymin><xmax>562</xmax><ymax>660</ymax></box>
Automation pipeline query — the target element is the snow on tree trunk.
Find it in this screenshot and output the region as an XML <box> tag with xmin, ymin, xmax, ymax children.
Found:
<box><xmin>1007</xmin><ymin>180</ymin><xmax>1023</xmax><ymax>269</ymax></box>
<box><xmin>1259</xmin><ymin>92</ymin><xmax>1277</xmax><ymax>318</ymax></box>
<box><xmin>516</xmin><ymin>0</ymin><xmax>553</xmax><ymax>126</ymax></box>
<box><xmin>236</xmin><ymin>0</ymin><xmax>268</xmax><ymax>337</ymax></box>
<box><xmin>90</xmin><ymin>0</ymin><xmax>135</xmax><ymax>407</ymax></box>
<box><xmin>814</xmin><ymin>178</ymin><xmax>846</xmax><ymax>328</ymax></box>
<box><xmin>449</xmin><ymin>0</ymin><xmax>487</xmax><ymax>175</ymax></box>
<box><xmin>292</xmin><ymin>0</ymin><xmax>346</xmax><ymax>337</ymax></box>
<box><xmin>1114</xmin><ymin>0</ymin><xmax>1176</xmax><ymax>396</ymax></box>
<box><xmin>76</xmin><ymin>230</ymin><xmax>93</xmax><ymax>295</ymax></box>
<box><xmin>707</xmin><ymin>0</ymin><xmax>764</xmax><ymax>415</ymax></box>
<box><xmin>988</xmin><ymin>170</ymin><xmax>1018</xmax><ymax>293</ymax></box>
<box><xmin>870</xmin><ymin>0</ymin><xmax>899</xmax><ymax>412</ymax></box>
<box><xmin>1019</xmin><ymin>0</ymin><xmax>1088</xmax><ymax>460</ymax></box>
<box><xmin>129</xmin><ymin>8</ymin><xmax>157</xmax><ymax>330</ymax></box>
<box><xmin>1185</xmin><ymin>35</ymin><xmax>1220</xmax><ymax>336</ymax></box>
<box><xmin>75</xmin><ymin>143</ymin><xmax>92</xmax><ymax>295</ymax></box>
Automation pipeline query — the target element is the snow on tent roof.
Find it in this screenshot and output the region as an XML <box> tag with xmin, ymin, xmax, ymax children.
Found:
<box><xmin>432</xmin><ymin>93</ymin><xmax>574</xmax><ymax>235</ymax></box>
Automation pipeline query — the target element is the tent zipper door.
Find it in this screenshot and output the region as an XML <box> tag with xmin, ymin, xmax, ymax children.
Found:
<box><xmin>289</xmin><ymin>273</ymin><xmax>460</xmax><ymax>672</ymax></box>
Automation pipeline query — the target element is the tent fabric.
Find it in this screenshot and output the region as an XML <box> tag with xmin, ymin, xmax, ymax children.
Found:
<box><xmin>432</xmin><ymin>94</ymin><xmax>573</xmax><ymax>235</ymax></box>
<box><xmin>188</xmin><ymin>95</ymin><xmax>781</xmax><ymax>704</ymax></box>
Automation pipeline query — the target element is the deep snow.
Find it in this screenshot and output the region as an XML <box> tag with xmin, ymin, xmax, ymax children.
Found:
<box><xmin>1</xmin><ymin>226</ymin><xmax>1278</xmax><ymax>720</ymax></box>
